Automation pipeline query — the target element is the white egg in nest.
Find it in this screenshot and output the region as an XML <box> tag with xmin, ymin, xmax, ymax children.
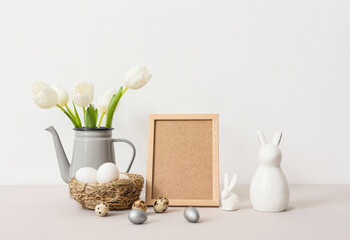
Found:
<box><xmin>96</xmin><ymin>162</ymin><xmax>120</xmax><ymax>184</ymax></box>
<box><xmin>119</xmin><ymin>173</ymin><xmax>129</xmax><ymax>180</ymax></box>
<box><xmin>76</xmin><ymin>167</ymin><xmax>98</xmax><ymax>184</ymax></box>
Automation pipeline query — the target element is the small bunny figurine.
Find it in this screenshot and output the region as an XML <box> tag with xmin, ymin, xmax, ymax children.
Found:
<box><xmin>250</xmin><ymin>130</ymin><xmax>290</xmax><ymax>212</ymax></box>
<box><xmin>221</xmin><ymin>172</ymin><xmax>239</xmax><ymax>211</ymax></box>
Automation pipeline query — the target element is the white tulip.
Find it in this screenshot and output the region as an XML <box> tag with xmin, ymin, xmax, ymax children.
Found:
<box><xmin>124</xmin><ymin>65</ymin><xmax>152</xmax><ymax>90</ymax></box>
<box><xmin>32</xmin><ymin>81</ymin><xmax>58</xmax><ymax>109</ymax></box>
<box><xmin>71</xmin><ymin>81</ymin><xmax>94</xmax><ymax>107</ymax></box>
<box><xmin>98</xmin><ymin>88</ymin><xmax>117</xmax><ymax>114</ymax></box>
<box><xmin>51</xmin><ymin>84</ymin><xmax>69</xmax><ymax>106</ymax></box>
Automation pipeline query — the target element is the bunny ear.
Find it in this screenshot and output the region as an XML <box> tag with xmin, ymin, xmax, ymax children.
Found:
<box><xmin>272</xmin><ymin>131</ymin><xmax>282</xmax><ymax>146</ymax></box>
<box><xmin>257</xmin><ymin>130</ymin><xmax>266</xmax><ymax>145</ymax></box>
<box><xmin>224</xmin><ymin>172</ymin><xmax>229</xmax><ymax>189</ymax></box>
<box><xmin>229</xmin><ymin>173</ymin><xmax>237</xmax><ymax>191</ymax></box>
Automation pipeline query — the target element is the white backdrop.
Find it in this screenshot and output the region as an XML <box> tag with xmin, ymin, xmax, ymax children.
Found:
<box><xmin>0</xmin><ymin>0</ymin><xmax>349</xmax><ymax>185</ymax></box>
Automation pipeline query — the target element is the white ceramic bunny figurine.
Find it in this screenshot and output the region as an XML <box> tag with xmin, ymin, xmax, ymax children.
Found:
<box><xmin>221</xmin><ymin>172</ymin><xmax>239</xmax><ymax>211</ymax></box>
<box><xmin>250</xmin><ymin>130</ymin><xmax>290</xmax><ymax>212</ymax></box>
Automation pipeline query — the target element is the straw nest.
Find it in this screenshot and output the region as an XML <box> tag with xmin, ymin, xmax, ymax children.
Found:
<box><xmin>69</xmin><ymin>173</ymin><xmax>144</xmax><ymax>210</ymax></box>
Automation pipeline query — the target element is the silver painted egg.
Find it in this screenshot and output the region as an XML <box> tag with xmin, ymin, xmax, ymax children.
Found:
<box><xmin>184</xmin><ymin>207</ymin><xmax>200</xmax><ymax>223</ymax></box>
<box><xmin>128</xmin><ymin>209</ymin><xmax>147</xmax><ymax>224</ymax></box>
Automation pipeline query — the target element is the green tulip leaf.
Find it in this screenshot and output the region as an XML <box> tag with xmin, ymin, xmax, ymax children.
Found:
<box><xmin>105</xmin><ymin>86</ymin><xmax>123</xmax><ymax>128</ymax></box>
<box><xmin>84</xmin><ymin>104</ymin><xmax>98</xmax><ymax>128</ymax></box>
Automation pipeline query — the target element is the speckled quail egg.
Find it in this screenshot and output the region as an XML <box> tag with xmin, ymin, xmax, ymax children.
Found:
<box><xmin>95</xmin><ymin>202</ymin><xmax>109</xmax><ymax>217</ymax></box>
<box><xmin>132</xmin><ymin>200</ymin><xmax>147</xmax><ymax>212</ymax></box>
<box><xmin>153</xmin><ymin>197</ymin><xmax>169</xmax><ymax>213</ymax></box>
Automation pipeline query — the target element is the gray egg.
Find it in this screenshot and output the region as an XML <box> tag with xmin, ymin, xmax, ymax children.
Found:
<box><xmin>184</xmin><ymin>207</ymin><xmax>200</xmax><ymax>223</ymax></box>
<box><xmin>128</xmin><ymin>209</ymin><xmax>147</xmax><ymax>224</ymax></box>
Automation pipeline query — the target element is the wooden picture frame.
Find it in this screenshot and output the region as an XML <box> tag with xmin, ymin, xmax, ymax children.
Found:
<box><xmin>146</xmin><ymin>114</ymin><xmax>219</xmax><ymax>207</ymax></box>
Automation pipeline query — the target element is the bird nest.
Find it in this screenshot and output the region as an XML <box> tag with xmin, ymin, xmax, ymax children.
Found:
<box><xmin>69</xmin><ymin>173</ymin><xmax>144</xmax><ymax>210</ymax></box>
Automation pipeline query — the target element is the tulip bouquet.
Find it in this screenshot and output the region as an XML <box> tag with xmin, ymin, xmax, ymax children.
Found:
<box><xmin>32</xmin><ymin>66</ymin><xmax>152</xmax><ymax>128</ymax></box>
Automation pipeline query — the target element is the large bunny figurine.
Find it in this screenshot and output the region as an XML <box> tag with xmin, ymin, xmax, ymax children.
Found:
<box><xmin>221</xmin><ymin>172</ymin><xmax>239</xmax><ymax>211</ymax></box>
<box><xmin>250</xmin><ymin>130</ymin><xmax>290</xmax><ymax>212</ymax></box>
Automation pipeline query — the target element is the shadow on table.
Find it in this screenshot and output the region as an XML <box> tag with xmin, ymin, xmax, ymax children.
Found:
<box><xmin>235</xmin><ymin>186</ymin><xmax>251</xmax><ymax>210</ymax></box>
<box><xmin>288</xmin><ymin>198</ymin><xmax>328</xmax><ymax>210</ymax></box>
<box><xmin>232</xmin><ymin>186</ymin><xmax>329</xmax><ymax>211</ymax></box>
<box><xmin>147</xmin><ymin>207</ymin><xmax>183</xmax><ymax>216</ymax></box>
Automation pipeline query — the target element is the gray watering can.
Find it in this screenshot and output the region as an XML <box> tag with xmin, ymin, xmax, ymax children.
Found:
<box><xmin>46</xmin><ymin>126</ymin><xmax>136</xmax><ymax>183</ymax></box>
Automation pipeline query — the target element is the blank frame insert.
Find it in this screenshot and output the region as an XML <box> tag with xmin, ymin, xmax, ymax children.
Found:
<box><xmin>146</xmin><ymin>114</ymin><xmax>219</xmax><ymax>207</ymax></box>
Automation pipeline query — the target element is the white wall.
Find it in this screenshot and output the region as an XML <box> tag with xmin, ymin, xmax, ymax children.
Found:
<box><xmin>1</xmin><ymin>0</ymin><xmax>349</xmax><ymax>185</ymax></box>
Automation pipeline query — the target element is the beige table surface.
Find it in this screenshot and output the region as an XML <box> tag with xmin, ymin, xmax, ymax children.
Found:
<box><xmin>0</xmin><ymin>185</ymin><xmax>349</xmax><ymax>240</ymax></box>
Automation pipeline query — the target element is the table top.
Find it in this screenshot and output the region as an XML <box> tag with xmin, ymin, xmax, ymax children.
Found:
<box><xmin>0</xmin><ymin>185</ymin><xmax>349</xmax><ymax>240</ymax></box>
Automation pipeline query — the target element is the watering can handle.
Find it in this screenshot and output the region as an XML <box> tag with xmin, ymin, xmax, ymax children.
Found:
<box><xmin>112</xmin><ymin>138</ymin><xmax>136</xmax><ymax>173</ymax></box>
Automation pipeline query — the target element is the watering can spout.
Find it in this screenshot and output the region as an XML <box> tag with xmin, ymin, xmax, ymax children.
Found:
<box><xmin>46</xmin><ymin>126</ymin><xmax>70</xmax><ymax>183</ymax></box>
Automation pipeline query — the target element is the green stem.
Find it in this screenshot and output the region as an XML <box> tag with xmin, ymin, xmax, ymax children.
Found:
<box><xmin>72</xmin><ymin>102</ymin><xmax>82</xmax><ymax>128</ymax></box>
<box><xmin>57</xmin><ymin>104</ymin><xmax>68</xmax><ymax>115</ymax></box>
<box><xmin>122</xmin><ymin>87</ymin><xmax>128</xmax><ymax>96</ymax></box>
<box><xmin>82</xmin><ymin>107</ymin><xmax>86</xmax><ymax>114</ymax></box>
<box><xmin>56</xmin><ymin>104</ymin><xmax>79</xmax><ymax>128</ymax></box>
<box><xmin>97</xmin><ymin>112</ymin><xmax>105</xmax><ymax>128</ymax></box>
<box><xmin>65</xmin><ymin>105</ymin><xmax>75</xmax><ymax>119</ymax></box>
